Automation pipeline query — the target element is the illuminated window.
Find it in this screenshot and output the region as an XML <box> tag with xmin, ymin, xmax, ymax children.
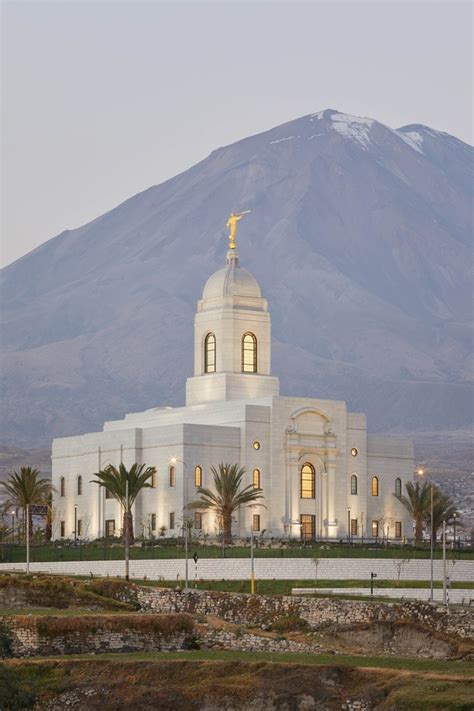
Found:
<box><xmin>300</xmin><ymin>514</ymin><xmax>315</xmax><ymax>540</ymax></box>
<box><xmin>151</xmin><ymin>514</ymin><xmax>157</xmax><ymax>531</ymax></box>
<box><xmin>351</xmin><ymin>447</ymin><xmax>358</xmax><ymax>457</ymax></box>
<box><xmin>105</xmin><ymin>519</ymin><xmax>115</xmax><ymax>537</ymax></box>
<box><xmin>371</xmin><ymin>520</ymin><xmax>379</xmax><ymax>538</ymax></box>
<box><xmin>252</xmin><ymin>514</ymin><xmax>260</xmax><ymax>532</ymax></box>
<box><xmin>300</xmin><ymin>463</ymin><xmax>315</xmax><ymax>499</ymax></box>
<box><xmin>395</xmin><ymin>477</ymin><xmax>402</xmax><ymax>497</ymax></box>
<box><xmin>242</xmin><ymin>332</ymin><xmax>257</xmax><ymax>373</ymax></box>
<box><xmin>77</xmin><ymin>519</ymin><xmax>83</xmax><ymax>537</ymax></box>
<box><xmin>252</xmin><ymin>441</ymin><xmax>261</xmax><ymax>451</ymax></box>
<box><xmin>151</xmin><ymin>471</ymin><xmax>157</xmax><ymax>489</ymax></box>
<box><xmin>194</xmin><ymin>512</ymin><xmax>202</xmax><ymax>529</ymax></box>
<box><xmin>77</xmin><ymin>476</ymin><xmax>82</xmax><ymax>495</ymax></box>
<box><xmin>169</xmin><ymin>512</ymin><xmax>175</xmax><ymax>530</ymax></box>
<box><xmin>204</xmin><ymin>333</ymin><xmax>216</xmax><ymax>373</ymax></box>
<box><xmin>350</xmin><ymin>474</ymin><xmax>358</xmax><ymax>495</ymax></box>
<box><xmin>169</xmin><ymin>466</ymin><xmax>176</xmax><ymax>487</ymax></box>
<box><xmin>372</xmin><ymin>476</ymin><xmax>379</xmax><ymax>497</ymax></box>
<box><xmin>60</xmin><ymin>520</ymin><xmax>65</xmax><ymax>538</ymax></box>
<box><xmin>395</xmin><ymin>521</ymin><xmax>402</xmax><ymax>538</ymax></box>
<box><xmin>194</xmin><ymin>466</ymin><xmax>202</xmax><ymax>488</ymax></box>
<box><xmin>60</xmin><ymin>477</ymin><xmax>65</xmax><ymax>497</ymax></box>
<box><xmin>252</xmin><ymin>468</ymin><xmax>261</xmax><ymax>489</ymax></box>
<box><xmin>350</xmin><ymin>518</ymin><xmax>358</xmax><ymax>536</ymax></box>
<box><xmin>105</xmin><ymin>488</ymin><xmax>113</xmax><ymax>499</ymax></box>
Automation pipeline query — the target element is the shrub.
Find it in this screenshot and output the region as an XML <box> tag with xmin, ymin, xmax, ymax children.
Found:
<box><xmin>35</xmin><ymin>613</ymin><xmax>194</xmax><ymax>638</ymax></box>
<box><xmin>0</xmin><ymin>666</ymin><xmax>35</xmax><ymax>709</ymax></box>
<box><xmin>0</xmin><ymin>620</ymin><xmax>13</xmax><ymax>658</ymax></box>
<box><xmin>271</xmin><ymin>615</ymin><xmax>309</xmax><ymax>633</ymax></box>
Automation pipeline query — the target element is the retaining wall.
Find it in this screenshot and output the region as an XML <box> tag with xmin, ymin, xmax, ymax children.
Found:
<box><xmin>133</xmin><ymin>587</ymin><xmax>474</xmax><ymax>639</ymax></box>
<box><xmin>0</xmin><ymin>557</ymin><xmax>472</xmax><ymax>581</ymax></box>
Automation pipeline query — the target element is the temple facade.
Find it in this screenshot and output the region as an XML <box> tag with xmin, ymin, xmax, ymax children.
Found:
<box><xmin>52</xmin><ymin>247</ymin><xmax>413</xmax><ymax>542</ymax></box>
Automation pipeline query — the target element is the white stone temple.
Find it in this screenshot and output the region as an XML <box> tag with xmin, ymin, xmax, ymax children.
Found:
<box><xmin>52</xmin><ymin>246</ymin><xmax>413</xmax><ymax>542</ymax></box>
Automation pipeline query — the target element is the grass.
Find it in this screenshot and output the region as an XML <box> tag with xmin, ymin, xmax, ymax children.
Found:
<box><xmin>1</xmin><ymin>541</ymin><xmax>472</xmax><ymax>563</ymax></box>
<box><xmin>6</xmin><ymin>649</ymin><xmax>473</xmax><ymax>676</ymax></box>
<box><xmin>0</xmin><ymin>607</ymin><xmax>135</xmax><ymax>617</ymax></box>
<box><xmin>134</xmin><ymin>577</ymin><xmax>474</xmax><ymax>596</ymax></box>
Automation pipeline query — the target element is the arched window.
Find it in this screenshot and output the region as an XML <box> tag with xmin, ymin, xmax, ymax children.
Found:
<box><xmin>372</xmin><ymin>476</ymin><xmax>379</xmax><ymax>497</ymax></box>
<box><xmin>204</xmin><ymin>333</ymin><xmax>216</xmax><ymax>373</ymax></box>
<box><xmin>252</xmin><ymin>468</ymin><xmax>261</xmax><ymax>489</ymax></box>
<box><xmin>169</xmin><ymin>466</ymin><xmax>176</xmax><ymax>487</ymax></box>
<box><xmin>194</xmin><ymin>466</ymin><xmax>202</xmax><ymax>488</ymax></box>
<box><xmin>242</xmin><ymin>332</ymin><xmax>257</xmax><ymax>373</ymax></box>
<box><xmin>351</xmin><ymin>474</ymin><xmax>358</xmax><ymax>495</ymax></box>
<box><xmin>77</xmin><ymin>476</ymin><xmax>82</xmax><ymax>496</ymax></box>
<box><xmin>395</xmin><ymin>477</ymin><xmax>402</xmax><ymax>497</ymax></box>
<box><xmin>300</xmin><ymin>463</ymin><xmax>315</xmax><ymax>499</ymax></box>
<box><xmin>60</xmin><ymin>477</ymin><xmax>65</xmax><ymax>497</ymax></box>
<box><xmin>151</xmin><ymin>471</ymin><xmax>156</xmax><ymax>489</ymax></box>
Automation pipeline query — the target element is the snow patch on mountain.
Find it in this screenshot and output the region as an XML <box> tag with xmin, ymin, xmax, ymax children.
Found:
<box><xmin>330</xmin><ymin>113</ymin><xmax>374</xmax><ymax>148</ymax></box>
<box><xmin>269</xmin><ymin>135</ymin><xmax>299</xmax><ymax>144</ymax></box>
<box><xmin>397</xmin><ymin>130</ymin><xmax>424</xmax><ymax>153</ymax></box>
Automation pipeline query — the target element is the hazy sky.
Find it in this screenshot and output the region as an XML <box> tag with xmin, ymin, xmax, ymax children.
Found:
<box><xmin>2</xmin><ymin>0</ymin><xmax>472</xmax><ymax>267</ymax></box>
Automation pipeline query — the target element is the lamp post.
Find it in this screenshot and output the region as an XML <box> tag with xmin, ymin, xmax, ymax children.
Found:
<box><xmin>417</xmin><ymin>467</ymin><xmax>434</xmax><ymax>603</ymax></box>
<box><xmin>74</xmin><ymin>505</ymin><xmax>78</xmax><ymax>544</ymax></box>
<box><xmin>442</xmin><ymin>518</ymin><xmax>447</xmax><ymax>606</ymax></box>
<box><xmin>125</xmin><ymin>476</ymin><xmax>130</xmax><ymax>581</ymax></box>
<box><xmin>11</xmin><ymin>510</ymin><xmax>15</xmax><ymax>544</ymax></box>
<box><xmin>347</xmin><ymin>507</ymin><xmax>351</xmax><ymax>543</ymax></box>
<box><xmin>453</xmin><ymin>512</ymin><xmax>457</xmax><ymax>549</ymax></box>
<box><xmin>171</xmin><ymin>457</ymin><xmax>189</xmax><ymax>590</ymax></box>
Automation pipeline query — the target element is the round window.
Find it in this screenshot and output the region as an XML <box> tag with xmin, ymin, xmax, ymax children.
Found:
<box><xmin>252</xmin><ymin>441</ymin><xmax>261</xmax><ymax>451</ymax></box>
<box><xmin>351</xmin><ymin>447</ymin><xmax>358</xmax><ymax>457</ymax></box>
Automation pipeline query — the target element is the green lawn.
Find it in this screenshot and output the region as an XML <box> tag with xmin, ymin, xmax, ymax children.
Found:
<box><xmin>1</xmin><ymin>542</ymin><xmax>472</xmax><ymax>563</ymax></box>
<box><xmin>13</xmin><ymin>649</ymin><xmax>473</xmax><ymax>676</ymax></box>
<box><xmin>135</xmin><ymin>578</ymin><xmax>474</xmax><ymax>596</ymax></box>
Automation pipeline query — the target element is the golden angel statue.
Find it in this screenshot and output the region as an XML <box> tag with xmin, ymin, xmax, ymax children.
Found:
<box><xmin>226</xmin><ymin>210</ymin><xmax>251</xmax><ymax>249</ymax></box>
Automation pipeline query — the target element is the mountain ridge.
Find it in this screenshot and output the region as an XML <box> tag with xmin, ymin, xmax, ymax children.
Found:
<box><xmin>1</xmin><ymin>109</ymin><xmax>472</xmax><ymax>446</ymax></box>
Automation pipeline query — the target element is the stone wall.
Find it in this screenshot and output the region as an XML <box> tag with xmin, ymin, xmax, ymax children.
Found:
<box><xmin>134</xmin><ymin>587</ymin><xmax>474</xmax><ymax>639</ymax></box>
<box><xmin>5</xmin><ymin>614</ymin><xmax>193</xmax><ymax>657</ymax></box>
<box><xmin>4</xmin><ymin>615</ymin><xmax>320</xmax><ymax>658</ymax></box>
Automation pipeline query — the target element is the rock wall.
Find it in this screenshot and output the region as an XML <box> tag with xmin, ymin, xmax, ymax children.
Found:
<box><xmin>134</xmin><ymin>587</ymin><xmax>474</xmax><ymax>639</ymax></box>
<box><xmin>4</xmin><ymin>615</ymin><xmax>320</xmax><ymax>658</ymax></box>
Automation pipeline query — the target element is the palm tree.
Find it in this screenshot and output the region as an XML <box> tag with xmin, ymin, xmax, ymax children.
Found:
<box><xmin>394</xmin><ymin>480</ymin><xmax>431</xmax><ymax>543</ymax></box>
<box><xmin>91</xmin><ymin>463</ymin><xmax>156</xmax><ymax>544</ymax></box>
<box><xmin>0</xmin><ymin>467</ymin><xmax>53</xmax><ymax>541</ymax></box>
<box><xmin>428</xmin><ymin>489</ymin><xmax>460</xmax><ymax>544</ymax></box>
<box><xmin>189</xmin><ymin>462</ymin><xmax>264</xmax><ymax>544</ymax></box>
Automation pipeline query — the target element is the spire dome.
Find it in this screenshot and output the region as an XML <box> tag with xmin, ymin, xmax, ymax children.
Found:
<box><xmin>201</xmin><ymin>250</ymin><xmax>262</xmax><ymax>303</ymax></box>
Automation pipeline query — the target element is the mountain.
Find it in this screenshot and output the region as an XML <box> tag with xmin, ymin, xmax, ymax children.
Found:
<box><xmin>1</xmin><ymin>109</ymin><xmax>473</xmax><ymax>447</ymax></box>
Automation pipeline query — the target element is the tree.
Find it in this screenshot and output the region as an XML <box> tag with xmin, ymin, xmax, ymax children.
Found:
<box><xmin>189</xmin><ymin>462</ymin><xmax>264</xmax><ymax>544</ymax></box>
<box><xmin>394</xmin><ymin>480</ymin><xmax>431</xmax><ymax>543</ymax></box>
<box><xmin>427</xmin><ymin>489</ymin><xmax>460</xmax><ymax>544</ymax></box>
<box><xmin>0</xmin><ymin>467</ymin><xmax>53</xmax><ymax>541</ymax></box>
<box><xmin>91</xmin><ymin>463</ymin><xmax>156</xmax><ymax>544</ymax></box>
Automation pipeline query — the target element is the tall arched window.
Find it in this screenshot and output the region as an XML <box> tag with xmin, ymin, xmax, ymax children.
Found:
<box><xmin>300</xmin><ymin>463</ymin><xmax>315</xmax><ymax>499</ymax></box>
<box><xmin>60</xmin><ymin>477</ymin><xmax>65</xmax><ymax>497</ymax></box>
<box><xmin>151</xmin><ymin>471</ymin><xmax>157</xmax><ymax>489</ymax></box>
<box><xmin>77</xmin><ymin>475</ymin><xmax>82</xmax><ymax>496</ymax></box>
<box><xmin>351</xmin><ymin>474</ymin><xmax>358</xmax><ymax>495</ymax></box>
<box><xmin>252</xmin><ymin>468</ymin><xmax>261</xmax><ymax>490</ymax></box>
<box><xmin>204</xmin><ymin>333</ymin><xmax>216</xmax><ymax>373</ymax></box>
<box><xmin>395</xmin><ymin>477</ymin><xmax>402</xmax><ymax>497</ymax></box>
<box><xmin>242</xmin><ymin>332</ymin><xmax>257</xmax><ymax>373</ymax></box>
<box><xmin>169</xmin><ymin>466</ymin><xmax>176</xmax><ymax>487</ymax></box>
<box><xmin>194</xmin><ymin>466</ymin><xmax>202</xmax><ymax>488</ymax></box>
<box><xmin>372</xmin><ymin>476</ymin><xmax>379</xmax><ymax>497</ymax></box>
